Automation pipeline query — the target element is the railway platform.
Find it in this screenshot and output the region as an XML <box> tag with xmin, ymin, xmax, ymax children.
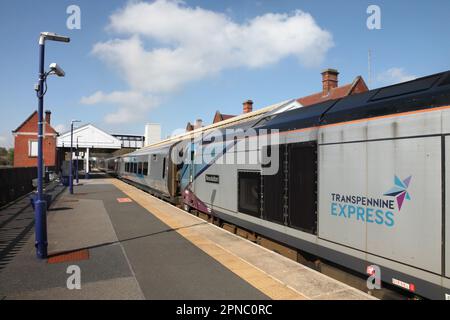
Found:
<box><xmin>0</xmin><ymin>172</ymin><xmax>375</xmax><ymax>300</ymax></box>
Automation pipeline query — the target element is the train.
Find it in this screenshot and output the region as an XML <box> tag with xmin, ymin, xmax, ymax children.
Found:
<box><xmin>99</xmin><ymin>70</ymin><xmax>450</xmax><ymax>300</ymax></box>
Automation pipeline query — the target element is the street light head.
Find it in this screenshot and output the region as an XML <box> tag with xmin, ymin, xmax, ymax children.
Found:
<box><xmin>40</xmin><ymin>32</ymin><xmax>70</xmax><ymax>43</ymax></box>
<box><xmin>48</xmin><ymin>63</ymin><xmax>65</xmax><ymax>77</ymax></box>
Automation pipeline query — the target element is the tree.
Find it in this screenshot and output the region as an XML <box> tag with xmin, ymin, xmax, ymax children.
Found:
<box><xmin>8</xmin><ymin>148</ymin><xmax>14</xmax><ymax>165</ymax></box>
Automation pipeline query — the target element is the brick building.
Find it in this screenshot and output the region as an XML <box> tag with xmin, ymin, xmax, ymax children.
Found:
<box><xmin>203</xmin><ymin>69</ymin><xmax>368</xmax><ymax>129</ymax></box>
<box><xmin>297</xmin><ymin>68</ymin><xmax>368</xmax><ymax>106</ymax></box>
<box><xmin>12</xmin><ymin>110</ymin><xmax>58</xmax><ymax>168</ymax></box>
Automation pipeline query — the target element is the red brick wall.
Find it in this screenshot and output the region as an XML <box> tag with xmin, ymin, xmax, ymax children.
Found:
<box><xmin>13</xmin><ymin>135</ymin><xmax>57</xmax><ymax>167</ymax></box>
<box><xmin>13</xmin><ymin>112</ymin><xmax>57</xmax><ymax>168</ymax></box>
<box><xmin>351</xmin><ymin>79</ymin><xmax>369</xmax><ymax>95</ymax></box>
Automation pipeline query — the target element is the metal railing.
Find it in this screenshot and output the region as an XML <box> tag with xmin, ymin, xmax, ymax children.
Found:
<box><xmin>0</xmin><ymin>167</ymin><xmax>38</xmax><ymax>207</ymax></box>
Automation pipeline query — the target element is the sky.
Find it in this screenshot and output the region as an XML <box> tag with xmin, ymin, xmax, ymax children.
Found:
<box><xmin>0</xmin><ymin>0</ymin><xmax>449</xmax><ymax>148</ymax></box>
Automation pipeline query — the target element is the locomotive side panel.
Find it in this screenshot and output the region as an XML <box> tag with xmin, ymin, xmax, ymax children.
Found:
<box><xmin>366</xmin><ymin>137</ymin><xmax>442</xmax><ymax>274</ymax></box>
<box><xmin>192</xmin><ymin>135</ymin><xmax>261</xmax><ymax>214</ymax></box>
<box><xmin>445</xmin><ymin>137</ymin><xmax>450</xmax><ymax>278</ymax></box>
<box><xmin>318</xmin><ymin>141</ymin><xmax>367</xmax><ymax>251</ymax></box>
<box><xmin>319</xmin><ymin>125</ymin><xmax>442</xmax><ymax>274</ymax></box>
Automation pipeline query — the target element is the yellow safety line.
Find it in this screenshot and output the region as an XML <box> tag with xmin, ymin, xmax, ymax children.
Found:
<box><xmin>111</xmin><ymin>179</ymin><xmax>307</xmax><ymax>300</ymax></box>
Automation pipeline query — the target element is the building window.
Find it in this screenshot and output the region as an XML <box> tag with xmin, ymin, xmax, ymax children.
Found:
<box><xmin>28</xmin><ymin>140</ymin><xmax>38</xmax><ymax>157</ymax></box>
<box><xmin>238</xmin><ymin>171</ymin><xmax>261</xmax><ymax>217</ymax></box>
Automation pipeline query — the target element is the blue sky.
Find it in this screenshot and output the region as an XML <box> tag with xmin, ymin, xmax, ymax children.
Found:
<box><xmin>1</xmin><ymin>0</ymin><xmax>449</xmax><ymax>147</ymax></box>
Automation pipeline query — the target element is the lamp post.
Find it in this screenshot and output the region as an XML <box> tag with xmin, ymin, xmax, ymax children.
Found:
<box><xmin>76</xmin><ymin>136</ymin><xmax>82</xmax><ymax>184</ymax></box>
<box><xmin>69</xmin><ymin>120</ymin><xmax>81</xmax><ymax>194</ymax></box>
<box><xmin>34</xmin><ymin>32</ymin><xmax>70</xmax><ymax>259</ymax></box>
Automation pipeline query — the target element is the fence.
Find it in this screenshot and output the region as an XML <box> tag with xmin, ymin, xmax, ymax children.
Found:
<box><xmin>0</xmin><ymin>167</ymin><xmax>37</xmax><ymax>207</ymax></box>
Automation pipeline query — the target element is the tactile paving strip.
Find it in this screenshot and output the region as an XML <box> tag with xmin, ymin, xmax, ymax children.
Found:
<box><xmin>47</xmin><ymin>249</ymin><xmax>89</xmax><ymax>264</ymax></box>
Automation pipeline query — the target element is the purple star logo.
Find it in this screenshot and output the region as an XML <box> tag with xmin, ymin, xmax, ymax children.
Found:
<box><xmin>384</xmin><ymin>175</ymin><xmax>412</xmax><ymax>211</ymax></box>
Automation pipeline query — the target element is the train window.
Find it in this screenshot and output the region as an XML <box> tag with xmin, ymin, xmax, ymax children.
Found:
<box><xmin>152</xmin><ymin>154</ymin><xmax>157</xmax><ymax>161</ymax></box>
<box><xmin>138</xmin><ymin>162</ymin><xmax>143</xmax><ymax>175</ymax></box>
<box><xmin>133</xmin><ymin>162</ymin><xmax>137</xmax><ymax>173</ymax></box>
<box><xmin>238</xmin><ymin>171</ymin><xmax>261</xmax><ymax>218</ymax></box>
<box><xmin>143</xmin><ymin>161</ymin><xmax>148</xmax><ymax>175</ymax></box>
<box><xmin>125</xmin><ymin>162</ymin><xmax>129</xmax><ymax>172</ymax></box>
<box><xmin>162</xmin><ymin>157</ymin><xmax>166</xmax><ymax>179</ymax></box>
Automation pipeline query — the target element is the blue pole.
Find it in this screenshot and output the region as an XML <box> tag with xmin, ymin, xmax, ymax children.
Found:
<box><xmin>69</xmin><ymin>122</ymin><xmax>73</xmax><ymax>194</ymax></box>
<box><xmin>76</xmin><ymin>145</ymin><xmax>79</xmax><ymax>184</ymax></box>
<box><xmin>35</xmin><ymin>41</ymin><xmax>48</xmax><ymax>259</ymax></box>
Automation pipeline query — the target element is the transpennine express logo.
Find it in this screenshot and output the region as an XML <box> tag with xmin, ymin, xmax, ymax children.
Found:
<box><xmin>383</xmin><ymin>175</ymin><xmax>412</xmax><ymax>211</ymax></box>
<box><xmin>330</xmin><ymin>175</ymin><xmax>412</xmax><ymax>228</ymax></box>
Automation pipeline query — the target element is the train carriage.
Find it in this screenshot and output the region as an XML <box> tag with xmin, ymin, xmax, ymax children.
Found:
<box><xmin>112</xmin><ymin>70</ymin><xmax>450</xmax><ymax>299</ymax></box>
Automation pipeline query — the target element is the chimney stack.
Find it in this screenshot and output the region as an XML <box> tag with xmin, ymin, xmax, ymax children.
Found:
<box><xmin>243</xmin><ymin>99</ymin><xmax>253</xmax><ymax>113</ymax></box>
<box><xmin>45</xmin><ymin>110</ymin><xmax>51</xmax><ymax>124</ymax></box>
<box><xmin>321</xmin><ymin>69</ymin><xmax>339</xmax><ymax>96</ymax></box>
<box><xmin>195</xmin><ymin>119</ymin><xmax>203</xmax><ymax>129</ymax></box>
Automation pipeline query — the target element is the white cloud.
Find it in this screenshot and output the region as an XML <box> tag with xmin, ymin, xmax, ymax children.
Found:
<box><xmin>98</xmin><ymin>0</ymin><xmax>333</xmax><ymax>92</ymax></box>
<box><xmin>53</xmin><ymin>124</ymin><xmax>67</xmax><ymax>133</ymax></box>
<box><xmin>377</xmin><ymin>67</ymin><xmax>416</xmax><ymax>85</ymax></box>
<box><xmin>85</xmin><ymin>0</ymin><xmax>333</xmax><ymax>124</ymax></box>
<box><xmin>81</xmin><ymin>90</ymin><xmax>159</xmax><ymax>124</ymax></box>
<box><xmin>0</xmin><ymin>135</ymin><xmax>12</xmax><ymax>148</ymax></box>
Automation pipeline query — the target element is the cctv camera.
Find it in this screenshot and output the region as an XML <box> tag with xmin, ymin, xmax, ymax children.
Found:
<box><xmin>48</xmin><ymin>63</ymin><xmax>65</xmax><ymax>77</ymax></box>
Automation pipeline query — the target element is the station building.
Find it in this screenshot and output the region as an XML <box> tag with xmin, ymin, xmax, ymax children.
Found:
<box><xmin>12</xmin><ymin>110</ymin><xmax>58</xmax><ymax>168</ymax></box>
<box><xmin>11</xmin><ymin>113</ymin><xmax>153</xmax><ymax>173</ymax></box>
